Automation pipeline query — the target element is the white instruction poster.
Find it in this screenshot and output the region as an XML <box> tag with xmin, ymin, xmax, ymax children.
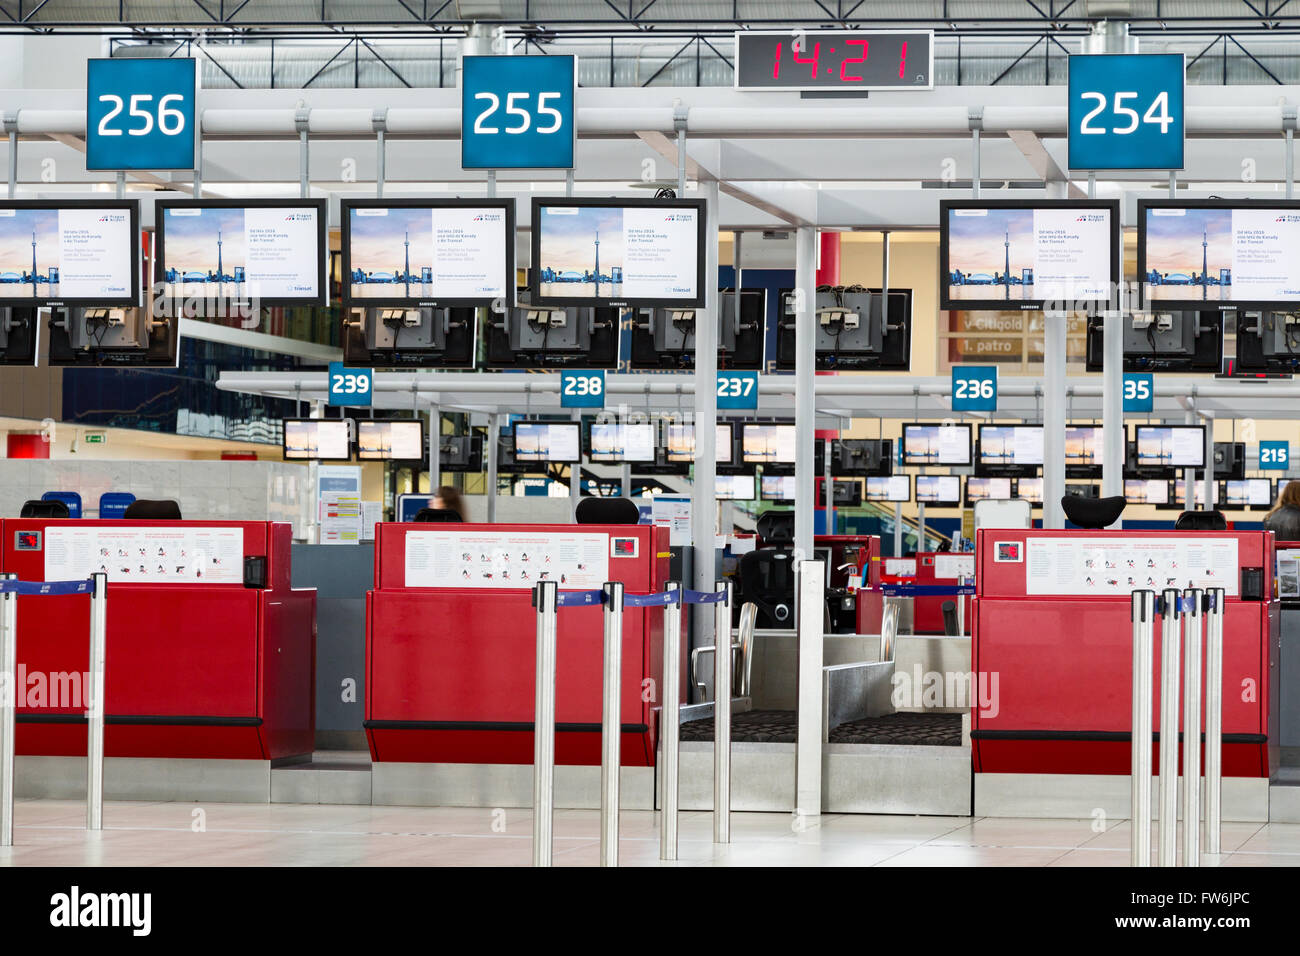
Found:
<box><xmin>1026</xmin><ymin>536</ymin><xmax>1238</xmax><ymax>597</ymax></box>
<box><xmin>650</xmin><ymin>495</ymin><xmax>692</xmax><ymax>547</ymax></box>
<box><xmin>885</xmin><ymin>558</ymin><xmax>918</xmax><ymax>577</ymax></box>
<box><xmin>45</xmin><ymin>526</ymin><xmax>245</xmax><ymax>584</ymax></box>
<box><xmin>934</xmin><ymin>554</ymin><xmax>976</xmax><ymax>580</ymax></box>
<box><xmin>404</xmin><ymin>530</ymin><xmax>610</xmax><ymax>590</ymax></box>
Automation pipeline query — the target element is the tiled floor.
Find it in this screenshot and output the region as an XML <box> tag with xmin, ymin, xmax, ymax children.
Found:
<box><xmin>2</xmin><ymin>799</ymin><xmax>1299</xmax><ymax>866</ymax></box>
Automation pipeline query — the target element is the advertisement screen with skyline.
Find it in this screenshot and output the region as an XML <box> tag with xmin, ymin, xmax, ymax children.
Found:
<box><xmin>0</xmin><ymin>202</ymin><xmax>137</xmax><ymax>305</ymax></box>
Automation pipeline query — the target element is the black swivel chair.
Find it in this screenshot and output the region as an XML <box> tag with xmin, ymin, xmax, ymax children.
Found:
<box><xmin>735</xmin><ymin>510</ymin><xmax>797</xmax><ymax>628</ymax></box>
<box><xmin>574</xmin><ymin>496</ymin><xmax>640</xmax><ymax>525</ymax></box>
<box><xmin>1175</xmin><ymin>510</ymin><xmax>1228</xmax><ymax>531</ymax></box>
<box><xmin>123</xmin><ymin>499</ymin><xmax>182</xmax><ymax>520</ymax></box>
<box><xmin>413</xmin><ymin>508</ymin><xmax>463</xmax><ymax>523</ymax></box>
<box><xmin>19</xmin><ymin>499</ymin><xmax>70</xmax><ymax>518</ymax></box>
<box><xmin>1061</xmin><ymin>495</ymin><xmax>1126</xmax><ymax>530</ymax></box>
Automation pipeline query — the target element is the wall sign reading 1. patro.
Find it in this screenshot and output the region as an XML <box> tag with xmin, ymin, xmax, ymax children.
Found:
<box><xmin>461</xmin><ymin>55</ymin><xmax>576</xmax><ymax>170</ymax></box>
<box><xmin>1067</xmin><ymin>53</ymin><xmax>1185</xmax><ymax>172</ymax></box>
<box><xmin>734</xmin><ymin>31</ymin><xmax>933</xmax><ymax>91</ymax></box>
<box><xmin>86</xmin><ymin>57</ymin><xmax>198</xmax><ymax>172</ymax></box>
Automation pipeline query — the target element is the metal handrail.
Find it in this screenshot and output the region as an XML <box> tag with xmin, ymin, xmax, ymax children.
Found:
<box><xmin>880</xmin><ymin>597</ymin><xmax>901</xmax><ymax>663</ymax></box>
<box><xmin>688</xmin><ymin>600</ymin><xmax>758</xmax><ymax>702</ymax></box>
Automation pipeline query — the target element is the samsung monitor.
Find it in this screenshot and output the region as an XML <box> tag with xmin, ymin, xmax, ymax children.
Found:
<box><xmin>832</xmin><ymin>438</ymin><xmax>893</xmax><ymax>477</ymax></box>
<box><xmin>357</xmin><ymin>419</ymin><xmax>425</xmax><ymax>461</ymax></box>
<box><xmin>1125</xmin><ymin>478</ymin><xmax>1172</xmax><ymax>506</ymax></box>
<box><xmin>664</xmin><ymin>422</ymin><xmax>735</xmax><ymax>464</ymax></box>
<box><xmin>741</xmin><ymin>423</ymin><xmax>797</xmax><ymax>464</ymax></box>
<box><xmin>283</xmin><ymin>419</ymin><xmax>351</xmax><ymax>461</ymax></box>
<box><xmin>587</xmin><ymin>421</ymin><xmax>657</xmax><ymax>463</ymax></box>
<box><xmin>760</xmin><ymin>474</ymin><xmax>796</xmax><ymax>502</ymax></box>
<box><xmin>157</xmin><ymin>199</ymin><xmax>327</xmax><ymax>307</ymax></box>
<box><xmin>902</xmin><ymin>423</ymin><xmax>973</xmax><ymax>466</ymax></box>
<box><xmin>821</xmin><ymin>478</ymin><xmax>866</xmax><ymax>506</ymax></box>
<box><xmin>863</xmin><ymin>475</ymin><xmax>909</xmax><ymax>503</ymax></box>
<box><xmin>531</xmin><ymin>197</ymin><xmax>706</xmax><ymax>308</ymax></box>
<box><xmin>1015</xmin><ymin>477</ymin><xmax>1043</xmax><ymax>504</ymax></box>
<box><xmin>916</xmin><ymin>474</ymin><xmax>962</xmax><ymax>506</ymax></box>
<box><xmin>965</xmin><ymin>476</ymin><xmax>1013</xmax><ymax>504</ymax></box>
<box><xmin>341</xmin><ymin>199</ymin><xmax>514</xmax><ymax>308</ymax></box>
<box><xmin>1172</xmin><ymin>478</ymin><xmax>1220</xmax><ymax>507</ymax></box>
<box><xmin>438</xmin><ymin>434</ymin><xmax>485</xmax><ymax>473</ymax></box>
<box><xmin>716</xmin><ymin>474</ymin><xmax>756</xmax><ymax>500</ymax></box>
<box><xmin>1065</xmin><ymin>425</ymin><xmax>1104</xmax><ymax>477</ymax></box>
<box><xmin>775</xmin><ymin>286</ymin><xmax>912</xmax><ymax>371</ymax></box>
<box><xmin>1138</xmin><ymin>200</ymin><xmax>1300</xmax><ymax>310</ymax></box>
<box><xmin>976</xmin><ymin>424</ymin><xmax>1044</xmax><ymax>477</ymax></box>
<box><xmin>1224</xmin><ymin>478</ymin><xmax>1273</xmax><ymax>510</ymax></box>
<box><xmin>0</xmin><ymin>200</ymin><xmax>139</xmax><ymax>307</ymax></box>
<box><xmin>1135</xmin><ymin>425</ymin><xmax>1206</xmax><ymax>469</ymax></box>
<box><xmin>511</xmin><ymin>421</ymin><xmax>582</xmax><ymax>464</ymax></box>
<box><xmin>940</xmin><ymin>199</ymin><xmax>1120</xmax><ymax>311</ymax></box>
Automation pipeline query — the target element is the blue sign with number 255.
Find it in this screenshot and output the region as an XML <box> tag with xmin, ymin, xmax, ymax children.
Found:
<box><xmin>461</xmin><ymin>55</ymin><xmax>576</xmax><ymax>170</ymax></box>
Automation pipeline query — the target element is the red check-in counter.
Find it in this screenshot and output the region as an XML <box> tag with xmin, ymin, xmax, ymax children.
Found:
<box><xmin>879</xmin><ymin>551</ymin><xmax>975</xmax><ymax>633</ymax></box>
<box><xmin>5</xmin><ymin>519</ymin><xmax>315</xmax><ymax>761</ymax></box>
<box><xmin>971</xmin><ymin>528</ymin><xmax>1277</xmax><ymax>778</ymax></box>
<box><xmin>365</xmin><ymin>522</ymin><xmax>675</xmax><ymax>765</ymax></box>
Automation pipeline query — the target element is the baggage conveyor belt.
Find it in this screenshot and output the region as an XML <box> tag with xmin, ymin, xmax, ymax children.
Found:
<box><xmin>679</xmin><ymin>710</ymin><xmax>963</xmax><ymax>746</ymax></box>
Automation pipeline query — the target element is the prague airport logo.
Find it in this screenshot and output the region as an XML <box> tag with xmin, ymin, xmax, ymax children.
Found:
<box><xmin>1075</xmin><ymin>214</ymin><xmax>1106</xmax><ymax>223</ymax></box>
<box><xmin>472</xmin><ymin>213</ymin><xmax>503</xmax><ymax>223</ymax></box>
<box><xmin>283</xmin><ymin>213</ymin><xmax>313</xmax><ymax>222</ymax></box>
<box><xmin>97</xmin><ymin>214</ymin><xmax>127</xmax><ymax>223</ymax></box>
<box><xmin>1275</xmin><ymin>215</ymin><xmax>1300</xmax><ymax>223</ymax></box>
<box><xmin>663</xmin><ymin>214</ymin><xmax>693</xmax><ymax>222</ymax></box>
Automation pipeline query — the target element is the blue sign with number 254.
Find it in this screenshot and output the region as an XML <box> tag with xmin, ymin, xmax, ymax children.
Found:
<box><xmin>1067</xmin><ymin>54</ymin><xmax>1185</xmax><ymax>172</ymax></box>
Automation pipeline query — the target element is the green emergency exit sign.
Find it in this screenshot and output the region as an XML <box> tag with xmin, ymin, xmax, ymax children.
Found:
<box><xmin>83</xmin><ymin>432</ymin><xmax>107</xmax><ymax>444</ymax></box>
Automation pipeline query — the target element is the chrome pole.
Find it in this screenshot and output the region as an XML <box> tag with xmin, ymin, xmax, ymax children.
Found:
<box><xmin>1204</xmin><ymin>587</ymin><xmax>1225</xmax><ymax>856</ymax></box>
<box><xmin>660</xmin><ymin>582</ymin><xmax>682</xmax><ymax>861</ymax></box>
<box><xmin>1157</xmin><ymin>588</ymin><xmax>1181</xmax><ymax>867</ymax></box>
<box><xmin>1131</xmin><ymin>590</ymin><xmax>1155</xmax><ymax>867</ymax></box>
<box><xmin>87</xmin><ymin>572</ymin><xmax>107</xmax><ymax>831</ymax></box>
<box><xmin>713</xmin><ymin>580</ymin><xmax>732</xmax><ymax>844</ymax></box>
<box><xmin>532</xmin><ymin>580</ymin><xmax>558</xmax><ymax>867</ymax></box>
<box><xmin>0</xmin><ymin>573</ymin><xmax>15</xmax><ymax>847</ymax></box>
<box><xmin>1181</xmin><ymin>588</ymin><xmax>1203</xmax><ymax>867</ymax></box>
<box><xmin>600</xmin><ymin>581</ymin><xmax>624</xmax><ymax>867</ymax></box>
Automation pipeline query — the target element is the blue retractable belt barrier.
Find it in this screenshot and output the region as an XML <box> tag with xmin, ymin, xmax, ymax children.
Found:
<box><xmin>624</xmin><ymin>591</ymin><xmax>680</xmax><ymax>608</ymax></box>
<box><xmin>0</xmin><ymin>579</ymin><xmax>94</xmax><ymax>596</ymax></box>
<box><xmin>555</xmin><ymin>590</ymin><xmax>606</xmax><ymax>608</ymax></box>
<box><xmin>876</xmin><ymin>584</ymin><xmax>975</xmax><ymax>598</ymax></box>
<box><xmin>681</xmin><ymin>589</ymin><xmax>727</xmax><ymax>605</ymax></box>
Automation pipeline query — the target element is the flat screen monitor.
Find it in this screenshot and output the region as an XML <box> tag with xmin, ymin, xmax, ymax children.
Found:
<box><xmin>716</xmin><ymin>474</ymin><xmax>756</xmax><ymax>500</ymax></box>
<box><xmin>157</xmin><ymin>199</ymin><xmax>328</xmax><ymax>306</ymax></box>
<box><xmin>531</xmin><ymin>197</ymin><xmax>706</xmax><ymax>308</ymax></box>
<box><xmin>1015</xmin><ymin>477</ymin><xmax>1043</xmax><ymax>504</ymax></box>
<box><xmin>978</xmin><ymin>425</ymin><xmax>1044</xmax><ymax>467</ymax></box>
<box><xmin>864</xmin><ymin>475</ymin><xmax>910</xmax><ymax>503</ymax></box>
<box><xmin>760</xmin><ymin>475</ymin><xmax>796</xmax><ymax>502</ymax></box>
<box><xmin>665</xmin><ymin>422</ymin><xmax>734</xmax><ymax>464</ymax></box>
<box><xmin>940</xmin><ymin>199</ymin><xmax>1120</xmax><ymax>311</ymax></box>
<box><xmin>1224</xmin><ymin>478</ymin><xmax>1273</xmax><ymax>509</ymax></box>
<box><xmin>1138</xmin><ymin>200</ymin><xmax>1300</xmax><ymax>309</ymax></box>
<box><xmin>902</xmin><ymin>423</ymin><xmax>972</xmax><ymax>466</ymax></box>
<box><xmin>965</xmin><ymin>476</ymin><xmax>1012</xmax><ymax>503</ymax></box>
<box><xmin>821</xmin><ymin>479</ymin><xmax>865</xmax><ymax>506</ymax></box>
<box><xmin>0</xmin><ymin>200</ymin><xmax>139</xmax><ymax>306</ymax></box>
<box><xmin>511</xmin><ymin>421</ymin><xmax>582</xmax><ymax>464</ymax></box>
<box><xmin>588</xmin><ymin>422</ymin><xmax>657</xmax><ymax>463</ymax></box>
<box><xmin>741</xmin><ymin>423</ymin><xmax>797</xmax><ymax>464</ymax></box>
<box><xmin>916</xmin><ymin>475</ymin><xmax>962</xmax><ymax>506</ymax></box>
<box><xmin>357</xmin><ymin>419</ymin><xmax>425</xmax><ymax>461</ymax></box>
<box><xmin>342</xmin><ymin>199</ymin><xmax>514</xmax><ymax>307</ymax></box>
<box><xmin>1065</xmin><ymin>425</ymin><xmax>1104</xmax><ymax>467</ymax></box>
<box><xmin>1125</xmin><ymin>479</ymin><xmax>1171</xmax><ymax>505</ymax></box>
<box><xmin>1173</xmin><ymin>478</ymin><xmax>1220</xmax><ymax>507</ymax></box>
<box><xmin>283</xmin><ymin>419</ymin><xmax>351</xmax><ymax>461</ymax></box>
<box><xmin>1135</xmin><ymin>425</ymin><xmax>1206</xmax><ymax>469</ymax></box>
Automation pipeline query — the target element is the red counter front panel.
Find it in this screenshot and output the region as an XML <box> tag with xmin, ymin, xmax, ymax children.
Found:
<box><xmin>972</xmin><ymin>529</ymin><xmax>1276</xmax><ymax>778</ymax></box>
<box><xmin>365</xmin><ymin>522</ymin><xmax>673</xmax><ymax>765</ymax></box>
<box><xmin>4</xmin><ymin>519</ymin><xmax>315</xmax><ymax>760</ymax></box>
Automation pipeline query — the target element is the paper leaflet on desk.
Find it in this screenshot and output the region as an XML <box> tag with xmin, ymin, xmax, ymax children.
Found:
<box><xmin>1025</xmin><ymin>536</ymin><xmax>1239</xmax><ymax>597</ymax></box>
<box><xmin>44</xmin><ymin>526</ymin><xmax>245</xmax><ymax>584</ymax></box>
<box><xmin>404</xmin><ymin>529</ymin><xmax>611</xmax><ymax>590</ymax></box>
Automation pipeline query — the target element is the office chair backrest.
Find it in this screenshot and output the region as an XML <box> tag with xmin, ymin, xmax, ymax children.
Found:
<box><xmin>19</xmin><ymin>499</ymin><xmax>69</xmax><ymax>519</ymax></box>
<box><xmin>1061</xmin><ymin>494</ymin><xmax>1126</xmax><ymax>530</ymax></box>
<box><xmin>755</xmin><ymin>510</ymin><xmax>795</xmax><ymax>546</ymax></box>
<box><xmin>1175</xmin><ymin>509</ymin><xmax>1228</xmax><ymax>531</ymax></box>
<box><xmin>122</xmin><ymin>499</ymin><xmax>183</xmax><ymax>520</ymax></box>
<box><xmin>413</xmin><ymin>508</ymin><xmax>463</xmax><ymax>523</ymax></box>
<box><xmin>575</xmin><ymin>496</ymin><xmax>640</xmax><ymax>525</ymax></box>
<box><xmin>736</xmin><ymin>548</ymin><xmax>796</xmax><ymax>627</ymax></box>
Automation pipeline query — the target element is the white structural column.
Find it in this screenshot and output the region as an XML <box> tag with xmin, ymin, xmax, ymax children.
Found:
<box><xmin>692</xmin><ymin>181</ymin><xmax>721</xmax><ymax>662</ymax></box>
<box><xmin>1102</xmin><ymin>310</ymin><xmax>1124</xmax><ymax>517</ymax></box>
<box><xmin>1185</xmin><ymin>403</ymin><xmax>1197</xmax><ymax>509</ymax></box>
<box><xmin>1042</xmin><ymin>312</ymin><xmax>1067</xmax><ymax>529</ymax></box>
<box><xmin>794</xmin><ymin>227</ymin><xmax>818</xmax><ymax>562</ymax></box>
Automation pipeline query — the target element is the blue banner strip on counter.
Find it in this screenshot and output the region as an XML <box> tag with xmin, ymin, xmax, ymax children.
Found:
<box><xmin>876</xmin><ymin>584</ymin><xmax>976</xmax><ymax>597</ymax></box>
<box><xmin>624</xmin><ymin>591</ymin><xmax>680</xmax><ymax>608</ymax></box>
<box><xmin>0</xmin><ymin>579</ymin><xmax>95</xmax><ymax>596</ymax></box>
<box><xmin>555</xmin><ymin>590</ymin><xmax>606</xmax><ymax>608</ymax></box>
<box><xmin>682</xmin><ymin>589</ymin><xmax>727</xmax><ymax>605</ymax></box>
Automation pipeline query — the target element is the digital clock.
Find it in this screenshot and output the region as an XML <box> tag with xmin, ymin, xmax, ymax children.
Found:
<box><xmin>734</xmin><ymin>30</ymin><xmax>934</xmax><ymax>91</ymax></box>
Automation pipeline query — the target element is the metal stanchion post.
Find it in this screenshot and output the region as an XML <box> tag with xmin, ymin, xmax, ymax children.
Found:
<box><xmin>1204</xmin><ymin>587</ymin><xmax>1225</xmax><ymax>855</ymax></box>
<box><xmin>532</xmin><ymin>580</ymin><xmax>558</xmax><ymax>868</ymax></box>
<box><xmin>1157</xmin><ymin>588</ymin><xmax>1181</xmax><ymax>867</ymax></box>
<box><xmin>600</xmin><ymin>581</ymin><xmax>623</xmax><ymax>868</ymax></box>
<box><xmin>0</xmin><ymin>573</ymin><xmax>15</xmax><ymax>847</ymax></box>
<box><xmin>1131</xmin><ymin>590</ymin><xmax>1155</xmax><ymax>867</ymax></box>
<box><xmin>87</xmin><ymin>572</ymin><xmax>107</xmax><ymax>831</ymax></box>
<box><xmin>713</xmin><ymin>579</ymin><xmax>732</xmax><ymax>844</ymax></box>
<box><xmin>1182</xmin><ymin>587</ymin><xmax>1204</xmax><ymax>867</ymax></box>
<box><xmin>660</xmin><ymin>582</ymin><xmax>682</xmax><ymax>862</ymax></box>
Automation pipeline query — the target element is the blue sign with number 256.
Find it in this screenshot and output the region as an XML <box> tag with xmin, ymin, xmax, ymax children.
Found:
<box><xmin>86</xmin><ymin>57</ymin><xmax>198</xmax><ymax>172</ymax></box>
